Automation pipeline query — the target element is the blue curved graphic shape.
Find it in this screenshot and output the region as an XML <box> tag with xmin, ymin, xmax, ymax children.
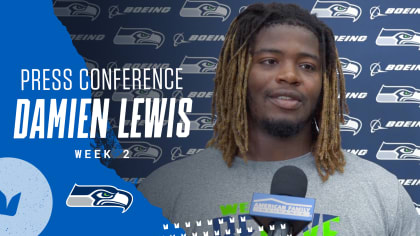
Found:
<box><xmin>0</xmin><ymin>0</ymin><xmax>184</xmax><ymax>235</ymax></box>
<box><xmin>0</xmin><ymin>191</ymin><xmax>21</xmax><ymax>216</ymax></box>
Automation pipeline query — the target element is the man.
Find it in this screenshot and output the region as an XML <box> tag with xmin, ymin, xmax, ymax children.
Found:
<box><xmin>140</xmin><ymin>3</ymin><xmax>419</xmax><ymax>235</ymax></box>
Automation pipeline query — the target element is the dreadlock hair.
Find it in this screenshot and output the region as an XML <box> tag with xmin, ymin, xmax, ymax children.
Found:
<box><xmin>207</xmin><ymin>3</ymin><xmax>349</xmax><ymax>181</ymax></box>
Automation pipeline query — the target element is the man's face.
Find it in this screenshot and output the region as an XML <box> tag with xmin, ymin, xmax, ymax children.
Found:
<box><xmin>247</xmin><ymin>24</ymin><xmax>322</xmax><ymax>137</ymax></box>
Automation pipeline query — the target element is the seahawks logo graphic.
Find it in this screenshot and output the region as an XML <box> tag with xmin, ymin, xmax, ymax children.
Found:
<box><xmin>369</xmin><ymin>119</ymin><xmax>387</xmax><ymax>133</ymax></box>
<box><xmin>179</xmin><ymin>56</ymin><xmax>218</xmax><ymax>74</ymax></box>
<box><xmin>376</xmin><ymin>85</ymin><xmax>420</xmax><ymax>107</ymax></box>
<box><xmin>369</xmin><ymin>6</ymin><xmax>386</xmax><ymax>20</ymax></box>
<box><xmin>183</xmin><ymin>113</ymin><xmax>215</xmax><ymax>131</ymax></box>
<box><xmin>113</xmin><ymin>27</ymin><xmax>165</xmax><ymax>49</ymax></box>
<box><xmin>170</xmin><ymin>146</ymin><xmax>187</xmax><ymax>161</ymax></box>
<box><xmin>376</xmin><ymin>28</ymin><xmax>420</xmax><ymax>50</ymax></box>
<box><xmin>310</xmin><ymin>1</ymin><xmax>362</xmax><ymax>22</ymax></box>
<box><xmin>66</xmin><ymin>184</ymin><xmax>133</xmax><ymax>213</ymax></box>
<box><xmin>340</xmin><ymin>114</ymin><xmax>362</xmax><ymax>135</ymax></box>
<box><xmin>376</xmin><ymin>142</ymin><xmax>420</xmax><ymax>160</ymax></box>
<box><xmin>340</xmin><ymin>57</ymin><xmax>362</xmax><ymax>79</ymax></box>
<box><xmin>179</xmin><ymin>0</ymin><xmax>231</xmax><ymax>22</ymax></box>
<box><xmin>53</xmin><ymin>0</ymin><xmax>100</xmax><ymax>21</ymax></box>
<box><xmin>369</xmin><ymin>62</ymin><xmax>386</xmax><ymax>77</ymax></box>
<box><xmin>121</xmin><ymin>141</ymin><xmax>162</xmax><ymax>163</ymax></box>
<box><xmin>112</xmin><ymin>85</ymin><xmax>164</xmax><ymax>102</ymax></box>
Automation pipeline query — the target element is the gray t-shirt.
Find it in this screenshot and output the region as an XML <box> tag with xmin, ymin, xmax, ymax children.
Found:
<box><xmin>140</xmin><ymin>148</ymin><xmax>419</xmax><ymax>236</ymax></box>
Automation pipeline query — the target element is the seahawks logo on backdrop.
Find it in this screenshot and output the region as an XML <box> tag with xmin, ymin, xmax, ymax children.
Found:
<box><xmin>191</xmin><ymin>114</ymin><xmax>215</xmax><ymax>131</ymax></box>
<box><xmin>376</xmin><ymin>85</ymin><xmax>420</xmax><ymax>107</ymax></box>
<box><xmin>376</xmin><ymin>142</ymin><xmax>420</xmax><ymax>160</ymax></box>
<box><xmin>376</xmin><ymin>28</ymin><xmax>420</xmax><ymax>50</ymax></box>
<box><xmin>369</xmin><ymin>62</ymin><xmax>386</xmax><ymax>77</ymax></box>
<box><xmin>120</xmin><ymin>141</ymin><xmax>163</xmax><ymax>163</ymax></box>
<box><xmin>340</xmin><ymin>57</ymin><xmax>362</xmax><ymax>79</ymax></box>
<box><xmin>53</xmin><ymin>0</ymin><xmax>100</xmax><ymax>21</ymax></box>
<box><xmin>310</xmin><ymin>0</ymin><xmax>362</xmax><ymax>22</ymax></box>
<box><xmin>179</xmin><ymin>113</ymin><xmax>215</xmax><ymax>131</ymax></box>
<box><xmin>340</xmin><ymin>114</ymin><xmax>362</xmax><ymax>135</ymax></box>
<box><xmin>113</xmin><ymin>27</ymin><xmax>165</xmax><ymax>49</ymax></box>
<box><xmin>179</xmin><ymin>0</ymin><xmax>231</xmax><ymax>22</ymax></box>
<box><xmin>112</xmin><ymin>85</ymin><xmax>164</xmax><ymax>102</ymax></box>
<box><xmin>179</xmin><ymin>56</ymin><xmax>218</xmax><ymax>74</ymax></box>
<box><xmin>66</xmin><ymin>184</ymin><xmax>133</xmax><ymax>213</ymax></box>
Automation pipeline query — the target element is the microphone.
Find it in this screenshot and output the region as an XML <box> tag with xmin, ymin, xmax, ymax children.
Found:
<box><xmin>249</xmin><ymin>166</ymin><xmax>315</xmax><ymax>236</ymax></box>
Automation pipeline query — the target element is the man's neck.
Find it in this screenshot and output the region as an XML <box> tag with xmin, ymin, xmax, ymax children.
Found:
<box><xmin>245</xmin><ymin>123</ymin><xmax>313</xmax><ymax>162</ymax></box>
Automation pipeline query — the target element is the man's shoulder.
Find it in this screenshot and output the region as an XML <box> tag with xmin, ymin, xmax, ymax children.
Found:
<box><xmin>164</xmin><ymin>147</ymin><xmax>223</xmax><ymax>168</ymax></box>
<box><xmin>142</xmin><ymin>147</ymin><xmax>225</xmax><ymax>183</ymax></box>
<box><xmin>138</xmin><ymin>147</ymin><xmax>227</xmax><ymax>211</ymax></box>
<box><xmin>341</xmin><ymin>151</ymin><xmax>419</xmax><ymax>234</ymax></box>
<box><xmin>341</xmin><ymin>150</ymin><xmax>398</xmax><ymax>184</ymax></box>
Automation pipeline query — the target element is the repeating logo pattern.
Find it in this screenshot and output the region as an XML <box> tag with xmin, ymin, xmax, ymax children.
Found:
<box><xmin>369</xmin><ymin>6</ymin><xmax>386</xmax><ymax>20</ymax></box>
<box><xmin>311</xmin><ymin>1</ymin><xmax>362</xmax><ymax>22</ymax></box>
<box><xmin>179</xmin><ymin>0</ymin><xmax>231</xmax><ymax>22</ymax></box>
<box><xmin>369</xmin><ymin>119</ymin><xmax>387</xmax><ymax>133</ymax></box>
<box><xmin>185</xmin><ymin>113</ymin><xmax>215</xmax><ymax>131</ymax></box>
<box><xmin>376</xmin><ymin>85</ymin><xmax>420</xmax><ymax>107</ymax></box>
<box><xmin>370</xmin><ymin>6</ymin><xmax>420</xmax><ymax>20</ymax></box>
<box><xmin>340</xmin><ymin>114</ymin><xmax>362</xmax><ymax>135</ymax></box>
<box><xmin>370</xmin><ymin>119</ymin><xmax>420</xmax><ymax>133</ymax></box>
<box><xmin>376</xmin><ymin>142</ymin><xmax>420</xmax><ymax>160</ymax></box>
<box><xmin>113</xmin><ymin>27</ymin><xmax>165</xmax><ymax>49</ymax></box>
<box><xmin>119</xmin><ymin>141</ymin><xmax>163</xmax><ymax>163</ymax></box>
<box><xmin>179</xmin><ymin>56</ymin><xmax>218</xmax><ymax>74</ymax></box>
<box><xmin>369</xmin><ymin>62</ymin><xmax>386</xmax><ymax>76</ymax></box>
<box><xmin>376</xmin><ymin>28</ymin><xmax>420</xmax><ymax>50</ymax></box>
<box><xmin>54</xmin><ymin>0</ymin><xmax>100</xmax><ymax>21</ymax></box>
<box><xmin>340</xmin><ymin>57</ymin><xmax>362</xmax><ymax>79</ymax></box>
<box><xmin>173</xmin><ymin>33</ymin><xmax>225</xmax><ymax>47</ymax></box>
